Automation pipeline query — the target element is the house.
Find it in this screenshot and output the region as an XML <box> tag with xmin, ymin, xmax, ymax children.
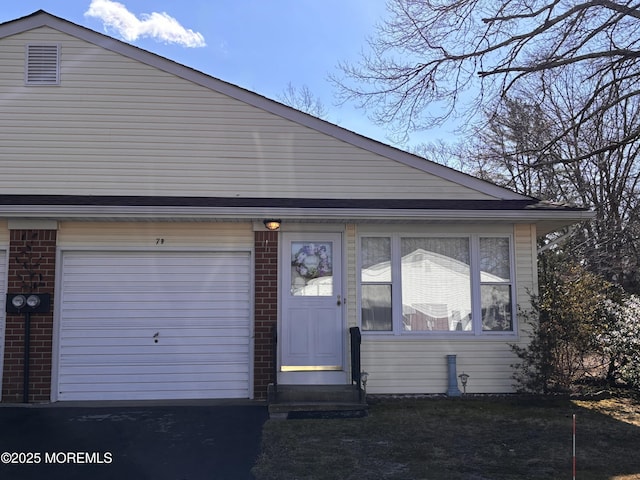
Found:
<box><xmin>0</xmin><ymin>11</ymin><xmax>592</xmax><ymax>403</ymax></box>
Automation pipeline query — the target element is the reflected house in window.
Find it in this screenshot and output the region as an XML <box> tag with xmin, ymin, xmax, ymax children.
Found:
<box><xmin>400</xmin><ymin>247</ymin><xmax>473</xmax><ymax>332</ymax></box>
<box><xmin>362</xmin><ymin>246</ymin><xmax>512</xmax><ymax>333</ymax></box>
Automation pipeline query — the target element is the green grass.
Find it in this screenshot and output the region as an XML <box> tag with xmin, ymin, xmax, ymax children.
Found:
<box><xmin>252</xmin><ymin>394</ymin><xmax>640</xmax><ymax>480</ymax></box>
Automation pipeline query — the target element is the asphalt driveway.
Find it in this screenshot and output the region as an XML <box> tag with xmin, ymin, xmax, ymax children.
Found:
<box><xmin>0</xmin><ymin>402</ymin><xmax>268</xmax><ymax>480</ymax></box>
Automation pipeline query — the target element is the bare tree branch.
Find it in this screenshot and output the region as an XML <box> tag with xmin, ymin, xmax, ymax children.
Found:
<box><xmin>334</xmin><ymin>0</ymin><xmax>640</xmax><ymax>161</ymax></box>
<box><xmin>278</xmin><ymin>83</ymin><xmax>329</xmax><ymax>120</ymax></box>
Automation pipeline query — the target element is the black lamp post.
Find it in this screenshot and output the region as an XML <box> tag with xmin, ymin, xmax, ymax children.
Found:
<box><xmin>6</xmin><ymin>293</ymin><xmax>50</xmax><ymax>403</ymax></box>
<box><xmin>458</xmin><ymin>372</ymin><xmax>470</xmax><ymax>395</ymax></box>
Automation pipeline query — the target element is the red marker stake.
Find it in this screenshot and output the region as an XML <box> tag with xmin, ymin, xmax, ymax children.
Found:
<box><xmin>573</xmin><ymin>414</ymin><xmax>576</xmax><ymax>480</ymax></box>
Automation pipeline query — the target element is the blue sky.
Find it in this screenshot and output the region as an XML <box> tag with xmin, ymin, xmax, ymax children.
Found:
<box><xmin>1</xmin><ymin>1</ymin><xmax>447</xmax><ymax>147</ymax></box>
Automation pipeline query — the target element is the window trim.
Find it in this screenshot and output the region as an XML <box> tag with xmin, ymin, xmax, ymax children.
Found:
<box><xmin>357</xmin><ymin>230</ymin><xmax>517</xmax><ymax>338</ymax></box>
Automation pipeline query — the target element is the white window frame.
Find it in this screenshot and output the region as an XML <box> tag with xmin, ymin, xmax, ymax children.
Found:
<box><xmin>357</xmin><ymin>227</ymin><xmax>517</xmax><ymax>337</ymax></box>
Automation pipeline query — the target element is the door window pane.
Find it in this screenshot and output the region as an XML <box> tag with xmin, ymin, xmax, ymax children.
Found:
<box><xmin>401</xmin><ymin>238</ymin><xmax>472</xmax><ymax>331</ymax></box>
<box><xmin>291</xmin><ymin>242</ymin><xmax>333</xmax><ymax>296</ymax></box>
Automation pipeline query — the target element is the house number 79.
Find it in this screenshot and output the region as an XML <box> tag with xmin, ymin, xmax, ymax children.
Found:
<box><xmin>156</xmin><ymin>238</ymin><xmax>165</xmax><ymax>245</ymax></box>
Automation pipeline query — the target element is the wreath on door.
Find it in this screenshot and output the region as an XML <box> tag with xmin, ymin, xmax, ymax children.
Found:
<box><xmin>292</xmin><ymin>244</ymin><xmax>332</xmax><ymax>279</ymax></box>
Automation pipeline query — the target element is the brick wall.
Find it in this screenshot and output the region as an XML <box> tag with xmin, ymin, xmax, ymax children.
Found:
<box><xmin>253</xmin><ymin>230</ymin><xmax>278</xmax><ymax>400</ymax></box>
<box><xmin>2</xmin><ymin>230</ymin><xmax>56</xmax><ymax>403</ymax></box>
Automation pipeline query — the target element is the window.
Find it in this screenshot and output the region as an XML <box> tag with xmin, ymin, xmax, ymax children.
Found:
<box><xmin>480</xmin><ymin>237</ymin><xmax>513</xmax><ymax>331</ymax></box>
<box><xmin>401</xmin><ymin>237</ymin><xmax>471</xmax><ymax>332</ymax></box>
<box><xmin>359</xmin><ymin>234</ymin><xmax>515</xmax><ymax>335</ymax></box>
<box><xmin>360</xmin><ymin>237</ymin><xmax>392</xmax><ymax>331</ymax></box>
<box><xmin>25</xmin><ymin>44</ymin><xmax>60</xmax><ymax>85</ymax></box>
<box><xmin>290</xmin><ymin>241</ymin><xmax>333</xmax><ymax>296</ymax></box>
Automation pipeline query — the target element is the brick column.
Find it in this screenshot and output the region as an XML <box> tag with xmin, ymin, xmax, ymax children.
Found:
<box><xmin>2</xmin><ymin>229</ymin><xmax>56</xmax><ymax>403</ymax></box>
<box><xmin>253</xmin><ymin>230</ymin><xmax>278</xmax><ymax>400</ymax></box>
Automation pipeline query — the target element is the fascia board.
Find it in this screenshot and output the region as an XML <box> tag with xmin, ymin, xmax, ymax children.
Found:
<box><xmin>0</xmin><ymin>205</ymin><xmax>595</xmax><ymax>224</ymax></box>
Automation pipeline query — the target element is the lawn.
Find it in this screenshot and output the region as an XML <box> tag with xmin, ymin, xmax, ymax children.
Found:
<box><xmin>252</xmin><ymin>393</ymin><xmax>640</xmax><ymax>480</ymax></box>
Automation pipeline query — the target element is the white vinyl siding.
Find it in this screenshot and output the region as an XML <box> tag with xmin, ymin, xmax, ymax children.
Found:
<box><xmin>514</xmin><ymin>223</ymin><xmax>537</xmax><ymax>312</ymax></box>
<box><xmin>359</xmin><ymin>223</ymin><xmax>536</xmax><ymax>394</ymax></box>
<box><xmin>57</xmin><ymin>250</ymin><xmax>252</xmax><ymax>401</ymax></box>
<box><xmin>0</xmin><ymin>221</ymin><xmax>8</xmax><ymax>245</ymax></box>
<box><xmin>362</xmin><ymin>340</ymin><xmax>519</xmax><ymax>394</ymax></box>
<box><xmin>0</xmin><ymin>28</ymin><xmax>494</xmax><ymax>200</ymax></box>
<box><xmin>57</xmin><ymin>221</ymin><xmax>253</xmax><ymax>249</ymax></box>
<box><xmin>346</xmin><ymin>224</ymin><xmax>358</xmax><ymax>329</ymax></box>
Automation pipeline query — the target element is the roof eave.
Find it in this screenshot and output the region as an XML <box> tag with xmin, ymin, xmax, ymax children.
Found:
<box><xmin>0</xmin><ymin>204</ymin><xmax>595</xmax><ymax>231</ymax></box>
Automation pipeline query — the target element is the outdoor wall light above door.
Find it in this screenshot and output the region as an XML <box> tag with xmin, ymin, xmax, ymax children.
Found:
<box><xmin>263</xmin><ymin>219</ymin><xmax>282</xmax><ymax>231</ymax></box>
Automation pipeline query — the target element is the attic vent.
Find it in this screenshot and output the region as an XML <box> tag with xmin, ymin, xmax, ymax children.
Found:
<box><xmin>26</xmin><ymin>44</ymin><xmax>60</xmax><ymax>85</ymax></box>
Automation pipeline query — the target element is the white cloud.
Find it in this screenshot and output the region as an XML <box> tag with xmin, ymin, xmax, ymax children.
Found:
<box><xmin>85</xmin><ymin>0</ymin><xmax>206</xmax><ymax>48</ymax></box>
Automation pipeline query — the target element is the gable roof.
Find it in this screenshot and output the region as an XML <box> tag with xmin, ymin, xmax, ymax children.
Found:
<box><xmin>1</xmin><ymin>10</ymin><xmax>525</xmax><ymax>201</ymax></box>
<box><xmin>0</xmin><ymin>10</ymin><xmax>594</xmax><ymax>233</ymax></box>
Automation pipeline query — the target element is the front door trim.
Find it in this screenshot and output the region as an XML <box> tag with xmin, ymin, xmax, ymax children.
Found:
<box><xmin>278</xmin><ymin>228</ymin><xmax>347</xmax><ymax>385</ymax></box>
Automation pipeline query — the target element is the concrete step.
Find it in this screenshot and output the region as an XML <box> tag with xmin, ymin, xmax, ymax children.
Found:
<box><xmin>269</xmin><ymin>384</ymin><xmax>364</xmax><ymax>403</ymax></box>
<box><xmin>267</xmin><ymin>384</ymin><xmax>368</xmax><ymax>419</ymax></box>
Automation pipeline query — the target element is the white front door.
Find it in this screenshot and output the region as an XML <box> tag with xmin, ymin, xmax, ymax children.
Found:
<box><xmin>280</xmin><ymin>232</ymin><xmax>345</xmax><ymax>383</ymax></box>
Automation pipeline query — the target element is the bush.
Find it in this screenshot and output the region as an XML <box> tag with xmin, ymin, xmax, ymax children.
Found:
<box><xmin>599</xmin><ymin>295</ymin><xmax>640</xmax><ymax>388</ymax></box>
<box><xmin>512</xmin><ymin>257</ymin><xmax>616</xmax><ymax>393</ymax></box>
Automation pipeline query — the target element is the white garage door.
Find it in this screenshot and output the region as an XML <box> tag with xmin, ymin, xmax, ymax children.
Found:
<box><xmin>57</xmin><ymin>251</ymin><xmax>251</xmax><ymax>401</ymax></box>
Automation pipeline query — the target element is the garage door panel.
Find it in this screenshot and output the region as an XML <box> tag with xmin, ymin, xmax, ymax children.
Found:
<box><xmin>62</xmin><ymin>263</ymin><xmax>249</xmax><ymax>276</ymax></box>
<box><xmin>60</xmin><ymin>362</ymin><xmax>248</xmax><ymax>375</ymax></box>
<box><xmin>61</xmin><ymin>343</ymin><xmax>249</xmax><ymax>356</ymax></box>
<box><xmin>62</xmin><ymin>279</ymin><xmax>248</xmax><ymax>291</ymax></box>
<box><xmin>60</xmin><ymin>337</ymin><xmax>250</xmax><ymax>348</ymax></box>
<box><xmin>60</xmin><ymin>379</ymin><xmax>246</xmax><ymax>393</ymax></box>
<box><xmin>62</xmin><ymin>278</ymin><xmax>249</xmax><ymax>291</ymax></box>
<box><xmin>60</xmin><ymin>372</ymin><xmax>249</xmax><ymax>390</ymax></box>
<box><xmin>59</xmin><ymin>381</ymin><xmax>248</xmax><ymax>398</ymax></box>
<box><xmin>58</xmin><ymin>251</ymin><xmax>252</xmax><ymax>401</ymax></box>
<box><xmin>60</xmin><ymin>291</ymin><xmax>248</xmax><ymax>306</ymax></box>
<box><xmin>61</xmin><ymin>388</ymin><xmax>248</xmax><ymax>401</ymax></box>
<box><xmin>62</xmin><ymin>251</ymin><xmax>248</xmax><ymax>263</ymax></box>
<box><xmin>60</xmin><ymin>309</ymin><xmax>250</xmax><ymax>321</ymax></box>
<box><xmin>59</xmin><ymin>378</ymin><xmax>247</xmax><ymax>399</ymax></box>
<box><xmin>61</xmin><ymin>327</ymin><xmax>250</xmax><ymax>341</ymax></box>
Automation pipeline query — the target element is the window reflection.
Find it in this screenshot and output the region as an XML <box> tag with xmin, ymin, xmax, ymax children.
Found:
<box><xmin>401</xmin><ymin>238</ymin><xmax>472</xmax><ymax>331</ymax></box>
<box><xmin>290</xmin><ymin>242</ymin><xmax>333</xmax><ymax>296</ymax></box>
<box><xmin>360</xmin><ymin>235</ymin><xmax>514</xmax><ymax>334</ymax></box>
